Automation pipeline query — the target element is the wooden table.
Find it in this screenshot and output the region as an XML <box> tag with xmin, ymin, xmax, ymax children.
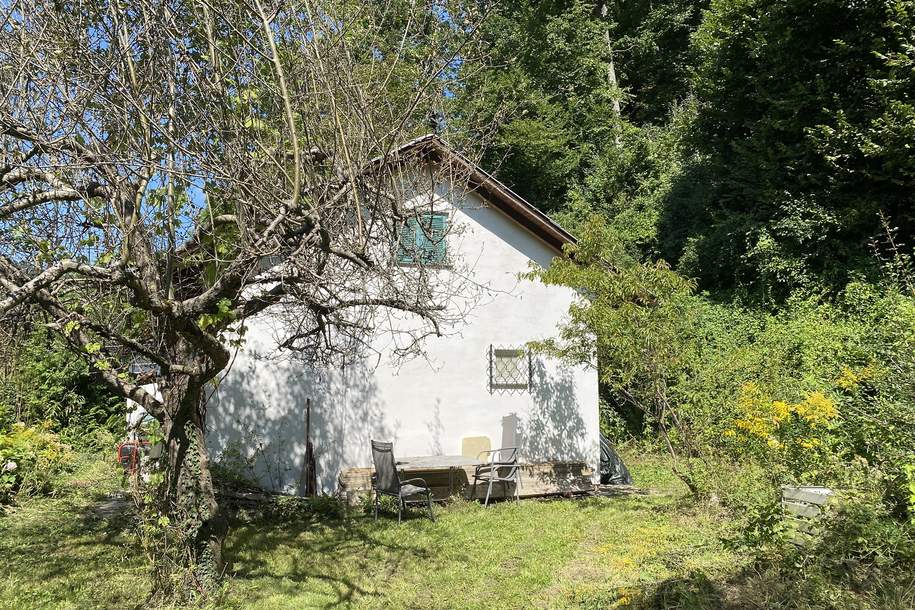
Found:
<box><xmin>396</xmin><ymin>455</ymin><xmax>480</xmax><ymax>496</ymax></box>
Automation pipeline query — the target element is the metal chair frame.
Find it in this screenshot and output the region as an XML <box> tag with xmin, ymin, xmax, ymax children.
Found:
<box><xmin>470</xmin><ymin>447</ymin><xmax>521</xmax><ymax>506</ymax></box>
<box><xmin>370</xmin><ymin>440</ymin><xmax>435</xmax><ymax>522</ymax></box>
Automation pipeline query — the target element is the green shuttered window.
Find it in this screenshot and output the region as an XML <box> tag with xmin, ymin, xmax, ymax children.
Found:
<box><xmin>397</xmin><ymin>213</ymin><xmax>448</xmax><ymax>265</ymax></box>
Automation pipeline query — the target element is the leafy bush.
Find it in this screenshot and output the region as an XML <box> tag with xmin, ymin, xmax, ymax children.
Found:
<box><xmin>211</xmin><ymin>440</ymin><xmax>259</xmax><ymax>489</ymax></box>
<box><xmin>0</xmin><ymin>329</ymin><xmax>122</xmax><ymax>447</ymax></box>
<box><xmin>740</xmin><ymin>489</ymin><xmax>915</xmax><ymax>608</ymax></box>
<box><xmin>814</xmin><ymin>492</ymin><xmax>915</xmax><ymax>583</ymax></box>
<box><xmin>691</xmin><ymin>287</ymin><xmax>915</xmax><ymax>511</ymax></box>
<box><xmin>534</xmin><ymin>217</ymin><xmax>915</xmax><ymax>589</ymax></box>
<box><xmin>270</xmin><ymin>494</ymin><xmax>347</xmax><ymax>521</ymax></box>
<box><xmin>0</xmin><ymin>423</ymin><xmax>75</xmax><ymax>504</ymax></box>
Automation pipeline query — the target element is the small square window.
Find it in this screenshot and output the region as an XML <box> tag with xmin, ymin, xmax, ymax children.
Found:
<box><xmin>489</xmin><ymin>345</ymin><xmax>531</xmax><ymax>393</ymax></box>
<box><xmin>397</xmin><ymin>213</ymin><xmax>448</xmax><ymax>265</ymax></box>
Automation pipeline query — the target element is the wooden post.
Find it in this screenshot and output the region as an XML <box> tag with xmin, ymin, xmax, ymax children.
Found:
<box><xmin>302</xmin><ymin>397</ymin><xmax>317</xmax><ymax>496</ymax></box>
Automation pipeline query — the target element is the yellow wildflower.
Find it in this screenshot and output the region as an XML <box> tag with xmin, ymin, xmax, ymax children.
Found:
<box><xmin>836</xmin><ymin>367</ymin><xmax>859</xmax><ymax>390</ymax></box>
<box><xmin>734</xmin><ymin>382</ymin><xmax>780</xmax><ymax>438</ymax></box>
<box><xmin>792</xmin><ymin>391</ymin><xmax>837</xmax><ymax>427</ymax></box>
<box><xmin>837</xmin><ymin>365</ymin><xmax>875</xmax><ymax>391</ymax></box>
<box><xmin>734</xmin><ymin>416</ymin><xmax>773</xmax><ymax>438</ymax></box>
<box><xmin>772</xmin><ymin>400</ymin><xmax>791</xmax><ymax>422</ymax></box>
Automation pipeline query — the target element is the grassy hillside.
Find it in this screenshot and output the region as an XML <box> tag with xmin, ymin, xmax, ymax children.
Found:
<box><xmin>0</xmin><ymin>453</ymin><xmax>741</xmax><ymax>609</ymax></box>
<box><xmin>2</xmin><ymin>451</ymin><xmax>911</xmax><ymax>609</ymax></box>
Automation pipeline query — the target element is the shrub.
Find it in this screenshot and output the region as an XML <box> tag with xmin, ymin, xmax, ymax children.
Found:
<box><xmin>211</xmin><ymin>440</ymin><xmax>259</xmax><ymax>489</ymax></box>
<box><xmin>0</xmin><ymin>423</ymin><xmax>75</xmax><ymax>504</ymax></box>
<box><xmin>0</xmin><ymin>329</ymin><xmax>122</xmax><ymax>446</ymax></box>
<box><xmin>537</xmin><ymin>218</ymin><xmax>915</xmax><ymax>592</ymax></box>
<box><xmin>664</xmin><ymin>285</ymin><xmax>915</xmax><ymax>498</ymax></box>
<box><xmin>814</xmin><ymin>493</ymin><xmax>915</xmax><ymax>583</ymax></box>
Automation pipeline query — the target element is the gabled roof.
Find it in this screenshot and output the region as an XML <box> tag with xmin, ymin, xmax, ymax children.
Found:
<box><xmin>390</xmin><ymin>134</ymin><xmax>576</xmax><ymax>253</ymax></box>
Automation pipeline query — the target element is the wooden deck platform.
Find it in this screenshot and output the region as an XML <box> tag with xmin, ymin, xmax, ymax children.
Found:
<box><xmin>338</xmin><ymin>458</ymin><xmax>595</xmax><ymax>503</ymax></box>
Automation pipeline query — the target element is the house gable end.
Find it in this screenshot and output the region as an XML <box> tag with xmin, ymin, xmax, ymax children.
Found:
<box><xmin>389</xmin><ymin>135</ymin><xmax>576</xmax><ymax>254</ymax></box>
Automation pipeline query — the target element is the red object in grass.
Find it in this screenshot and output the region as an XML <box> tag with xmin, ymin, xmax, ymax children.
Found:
<box><xmin>116</xmin><ymin>440</ymin><xmax>150</xmax><ymax>472</ymax></box>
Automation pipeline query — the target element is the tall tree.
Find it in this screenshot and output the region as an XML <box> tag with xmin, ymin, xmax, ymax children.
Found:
<box><xmin>0</xmin><ymin>0</ymin><xmax>487</xmax><ymax>595</ymax></box>
<box><xmin>454</xmin><ymin>0</ymin><xmax>706</xmax><ymax>214</ymax></box>
<box><xmin>600</xmin><ymin>0</ymin><xmax>623</xmax><ymax>143</ymax></box>
<box><xmin>663</xmin><ymin>0</ymin><xmax>915</xmax><ymax>298</ymax></box>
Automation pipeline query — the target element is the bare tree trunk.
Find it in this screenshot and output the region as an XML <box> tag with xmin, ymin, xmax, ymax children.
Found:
<box><xmin>600</xmin><ymin>1</ymin><xmax>623</xmax><ymax>145</ymax></box>
<box><xmin>153</xmin><ymin>373</ymin><xmax>228</xmax><ymax>595</ymax></box>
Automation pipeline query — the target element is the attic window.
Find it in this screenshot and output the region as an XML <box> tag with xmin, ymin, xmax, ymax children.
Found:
<box><xmin>397</xmin><ymin>213</ymin><xmax>448</xmax><ymax>266</ymax></box>
<box><xmin>488</xmin><ymin>345</ymin><xmax>531</xmax><ymax>393</ymax></box>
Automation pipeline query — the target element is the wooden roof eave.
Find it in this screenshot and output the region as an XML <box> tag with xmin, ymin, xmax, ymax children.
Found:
<box><xmin>399</xmin><ymin>135</ymin><xmax>576</xmax><ymax>254</ymax></box>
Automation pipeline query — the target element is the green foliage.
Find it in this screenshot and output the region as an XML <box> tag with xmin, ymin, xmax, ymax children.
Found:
<box><xmin>458</xmin><ymin>0</ymin><xmax>915</xmax><ymax>301</ymax></box>
<box><xmin>529</xmin><ymin>217</ymin><xmax>695</xmax><ymax>379</ymax></box>
<box><xmin>598</xmin><ymin>396</ymin><xmax>632</xmax><ymax>442</ymax></box>
<box><xmin>264</xmin><ymin>494</ymin><xmax>347</xmax><ymax>522</ymax></box>
<box><xmin>615</xmin><ymin>0</ymin><xmax>708</xmax><ymax>124</ymax></box>
<box><xmin>536</xmin><ymin>218</ymin><xmax>915</xmax><ymax>585</ymax></box>
<box><xmin>816</xmin><ymin>486</ymin><xmax>915</xmax><ymax>577</ymax></box>
<box><xmin>0</xmin><ymin>328</ymin><xmax>122</xmax><ymax>445</ymax></box>
<box><xmin>667</xmin><ymin>0</ymin><xmax>915</xmax><ymax>296</ymax></box>
<box><xmin>212</xmin><ymin>440</ymin><xmax>259</xmax><ymax>489</ymax></box>
<box><xmin>528</xmin><ymin>217</ymin><xmax>699</xmax><ymax>451</ymax></box>
<box><xmin>455</xmin><ymin>1</ymin><xmax>704</xmax><ymax>216</ymax></box>
<box><xmin>466</xmin><ymin>0</ymin><xmax>915</xmax><ymax>602</ymax></box>
<box><xmin>739</xmin><ymin>486</ymin><xmax>915</xmax><ymax>609</ymax></box>
<box><xmin>0</xmin><ymin>0</ymin><xmax>911</xmax><ymax>601</ymax></box>
<box><xmin>904</xmin><ymin>464</ymin><xmax>915</xmax><ymax>522</ymax></box>
<box><xmin>455</xmin><ymin>0</ymin><xmax>610</xmax><ymax>212</ymax></box>
<box><xmin>549</xmin><ymin>225</ymin><xmax>914</xmax><ymax>500</ymax></box>
<box><xmin>198</xmin><ymin>297</ymin><xmax>236</xmax><ymax>332</ymax></box>
<box><xmin>694</xmin><ymin>287</ymin><xmax>912</xmax><ymax>499</ymax></box>
<box><xmin>529</xmin><ymin>217</ymin><xmax>717</xmax><ymax>492</ymax></box>
<box><xmin>0</xmin><ymin>423</ymin><xmax>75</xmax><ymax>504</ymax></box>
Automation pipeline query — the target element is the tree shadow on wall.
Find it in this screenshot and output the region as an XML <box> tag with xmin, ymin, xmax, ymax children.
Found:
<box><xmin>516</xmin><ymin>359</ymin><xmax>592</xmax><ymax>493</ymax></box>
<box><xmin>522</xmin><ymin>359</ymin><xmax>587</xmax><ymax>462</ymax></box>
<box><xmin>424</xmin><ymin>399</ymin><xmax>444</xmax><ymax>456</ymax></box>
<box><xmin>207</xmin><ymin>352</ymin><xmax>394</xmax><ymax>495</ymax></box>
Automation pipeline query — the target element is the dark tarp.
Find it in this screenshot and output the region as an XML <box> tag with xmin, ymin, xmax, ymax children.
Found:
<box><xmin>600</xmin><ymin>433</ymin><xmax>632</xmax><ymax>485</ymax></box>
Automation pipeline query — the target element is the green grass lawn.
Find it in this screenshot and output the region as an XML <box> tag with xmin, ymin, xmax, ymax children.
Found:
<box><xmin>0</xmin><ymin>452</ymin><xmax>745</xmax><ymax>609</ymax></box>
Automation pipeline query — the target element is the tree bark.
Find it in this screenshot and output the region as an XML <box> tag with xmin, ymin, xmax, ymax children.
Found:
<box><xmin>154</xmin><ymin>372</ymin><xmax>228</xmax><ymax>594</ymax></box>
<box><xmin>600</xmin><ymin>1</ymin><xmax>623</xmax><ymax>145</ymax></box>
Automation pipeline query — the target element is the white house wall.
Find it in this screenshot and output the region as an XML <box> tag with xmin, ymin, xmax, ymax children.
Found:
<box><xmin>207</xmin><ymin>182</ymin><xmax>599</xmax><ymax>494</ymax></box>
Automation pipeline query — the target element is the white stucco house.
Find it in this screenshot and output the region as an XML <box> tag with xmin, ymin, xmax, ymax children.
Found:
<box><xmin>203</xmin><ymin>135</ymin><xmax>599</xmax><ymax>495</ymax></box>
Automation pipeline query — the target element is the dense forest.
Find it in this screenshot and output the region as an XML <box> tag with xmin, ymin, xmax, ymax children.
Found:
<box><xmin>457</xmin><ymin>0</ymin><xmax>914</xmax><ymax>300</ymax></box>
